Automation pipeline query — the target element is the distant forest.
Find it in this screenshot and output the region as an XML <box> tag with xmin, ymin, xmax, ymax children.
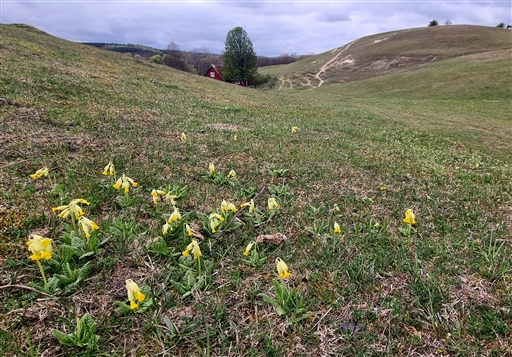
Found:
<box><xmin>83</xmin><ymin>42</ymin><xmax>312</xmax><ymax>76</ymax></box>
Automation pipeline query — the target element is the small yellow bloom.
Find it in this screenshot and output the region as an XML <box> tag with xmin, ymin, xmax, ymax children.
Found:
<box><xmin>403</xmin><ymin>209</ymin><xmax>416</xmax><ymax>225</ymax></box>
<box><xmin>209</xmin><ymin>163</ymin><xmax>216</xmax><ymax>175</ymax></box>
<box><xmin>181</xmin><ymin>132</ymin><xmax>187</xmax><ymax>142</ymax></box>
<box><xmin>162</xmin><ymin>222</ymin><xmax>171</xmax><ymax>235</ymax></box>
<box><xmin>268</xmin><ymin>197</ymin><xmax>279</xmax><ymax>210</ymax></box>
<box><xmin>275</xmin><ymin>258</ymin><xmax>291</xmax><ymax>279</ymax></box>
<box><xmin>102</xmin><ymin>161</ymin><xmax>115</xmax><ymax>176</ymax></box>
<box><xmin>30</xmin><ymin>167</ymin><xmax>49</xmax><ymax>179</ymax></box>
<box><xmin>221</xmin><ymin>200</ymin><xmax>238</xmax><ymax>213</ymax></box>
<box><xmin>182</xmin><ymin>239</ymin><xmax>201</xmax><ymax>259</ymax></box>
<box><xmin>234</xmin><ymin>135</ymin><xmax>237</xmax><ymax>141</ymax></box>
<box><xmin>126</xmin><ymin>279</ymin><xmax>145</xmax><ymax>310</ymax></box>
<box><xmin>52</xmin><ymin>198</ymin><xmax>90</xmax><ymax>220</ymax></box>
<box><xmin>333</xmin><ymin>204</ymin><xmax>340</xmax><ymax>212</ymax></box>
<box><xmin>380</xmin><ymin>186</ymin><xmax>387</xmax><ymax>191</ymax></box>
<box><xmin>209</xmin><ymin>213</ymin><xmax>223</xmax><ymax>233</ymax></box>
<box><xmin>240</xmin><ymin>199</ymin><xmax>255</xmax><ymax>213</ymax></box>
<box><xmin>165</xmin><ymin>193</ymin><xmax>177</xmax><ymax>205</ymax></box>
<box><xmin>334</xmin><ymin>222</ymin><xmax>342</xmax><ymax>234</ymax></box>
<box><xmin>78</xmin><ymin>216</ymin><xmax>100</xmax><ymax>238</ymax></box>
<box><xmin>227</xmin><ymin>170</ymin><xmax>237</xmax><ymax>179</ymax></box>
<box><xmin>113</xmin><ymin>174</ymin><xmax>138</xmax><ymax>193</ymax></box>
<box><xmin>168</xmin><ymin>206</ymin><xmax>182</xmax><ymax>223</ymax></box>
<box><xmin>185</xmin><ymin>224</ymin><xmax>193</xmax><ymax>236</ymax></box>
<box><xmin>243</xmin><ymin>241</ymin><xmax>256</xmax><ymax>256</ymax></box>
<box><xmin>292</xmin><ymin>126</ymin><xmax>298</xmax><ymax>133</ymax></box>
<box><xmin>151</xmin><ymin>189</ymin><xmax>166</xmax><ymax>205</ymax></box>
<box><xmin>26</xmin><ymin>235</ymin><xmax>53</xmax><ymax>261</ymax></box>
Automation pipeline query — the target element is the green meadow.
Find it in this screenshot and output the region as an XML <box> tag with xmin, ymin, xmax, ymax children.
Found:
<box><xmin>0</xmin><ymin>24</ymin><xmax>511</xmax><ymax>356</ymax></box>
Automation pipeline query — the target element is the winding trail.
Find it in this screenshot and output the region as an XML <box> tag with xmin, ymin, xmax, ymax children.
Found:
<box><xmin>314</xmin><ymin>39</ymin><xmax>358</xmax><ymax>87</ymax></box>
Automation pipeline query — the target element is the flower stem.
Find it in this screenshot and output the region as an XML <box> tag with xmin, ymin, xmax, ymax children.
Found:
<box><xmin>71</xmin><ymin>215</ymin><xmax>78</xmax><ymax>235</ymax></box>
<box><xmin>36</xmin><ymin>260</ymin><xmax>48</xmax><ymax>290</ymax></box>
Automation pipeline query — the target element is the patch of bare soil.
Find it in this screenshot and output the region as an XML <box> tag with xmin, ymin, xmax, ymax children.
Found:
<box><xmin>206</xmin><ymin>123</ymin><xmax>246</xmax><ymax>131</ymax></box>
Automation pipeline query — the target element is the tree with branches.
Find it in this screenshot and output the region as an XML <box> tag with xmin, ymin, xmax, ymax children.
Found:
<box><xmin>222</xmin><ymin>27</ymin><xmax>257</xmax><ymax>85</ymax></box>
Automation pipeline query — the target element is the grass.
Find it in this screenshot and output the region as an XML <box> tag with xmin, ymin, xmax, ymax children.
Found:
<box><xmin>1</xmin><ymin>23</ymin><xmax>511</xmax><ymax>356</ymax></box>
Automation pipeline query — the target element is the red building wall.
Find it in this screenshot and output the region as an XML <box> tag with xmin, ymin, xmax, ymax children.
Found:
<box><xmin>205</xmin><ymin>67</ymin><xmax>224</xmax><ymax>82</ymax></box>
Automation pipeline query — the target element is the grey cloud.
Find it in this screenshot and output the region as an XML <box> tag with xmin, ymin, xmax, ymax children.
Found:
<box><xmin>316</xmin><ymin>12</ymin><xmax>351</xmax><ymax>23</ymax></box>
<box><xmin>2</xmin><ymin>1</ymin><xmax>510</xmax><ymax>56</ymax></box>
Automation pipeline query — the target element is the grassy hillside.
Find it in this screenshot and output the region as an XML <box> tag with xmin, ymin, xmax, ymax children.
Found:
<box><xmin>260</xmin><ymin>25</ymin><xmax>512</xmax><ymax>160</ymax></box>
<box><xmin>261</xmin><ymin>25</ymin><xmax>512</xmax><ymax>87</ymax></box>
<box><xmin>1</xmin><ymin>24</ymin><xmax>511</xmax><ymax>356</ymax></box>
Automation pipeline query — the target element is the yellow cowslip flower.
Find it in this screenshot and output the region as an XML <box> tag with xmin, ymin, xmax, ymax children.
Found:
<box><xmin>333</xmin><ymin>204</ymin><xmax>340</xmax><ymax>212</ymax></box>
<box><xmin>185</xmin><ymin>224</ymin><xmax>193</xmax><ymax>237</ymax></box>
<box><xmin>243</xmin><ymin>241</ymin><xmax>256</xmax><ymax>256</ymax></box>
<box><xmin>268</xmin><ymin>197</ymin><xmax>279</xmax><ymax>210</ymax></box>
<box><xmin>209</xmin><ymin>163</ymin><xmax>215</xmax><ymax>175</ymax></box>
<box><xmin>221</xmin><ymin>200</ymin><xmax>238</xmax><ymax>213</ymax></box>
<box><xmin>209</xmin><ymin>213</ymin><xmax>224</xmax><ymax>233</ymax></box>
<box><xmin>234</xmin><ymin>135</ymin><xmax>237</xmax><ymax>141</ymax></box>
<box><xmin>334</xmin><ymin>222</ymin><xmax>342</xmax><ymax>234</ymax></box>
<box><xmin>292</xmin><ymin>126</ymin><xmax>298</xmax><ymax>133</ymax></box>
<box><xmin>26</xmin><ymin>235</ymin><xmax>53</xmax><ymax>261</ymax></box>
<box><xmin>182</xmin><ymin>239</ymin><xmax>201</xmax><ymax>259</ymax></box>
<box><xmin>151</xmin><ymin>189</ymin><xmax>166</xmax><ymax>205</ymax></box>
<box><xmin>113</xmin><ymin>174</ymin><xmax>138</xmax><ymax>193</ymax></box>
<box><xmin>240</xmin><ymin>199</ymin><xmax>254</xmax><ymax>213</ymax></box>
<box><xmin>102</xmin><ymin>161</ymin><xmax>115</xmax><ymax>176</ymax></box>
<box><xmin>165</xmin><ymin>193</ymin><xmax>177</xmax><ymax>205</ymax></box>
<box><xmin>162</xmin><ymin>222</ymin><xmax>171</xmax><ymax>235</ymax></box>
<box><xmin>403</xmin><ymin>209</ymin><xmax>416</xmax><ymax>225</ymax></box>
<box><xmin>126</xmin><ymin>279</ymin><xmax>145</xmax><ymax>310</ymax></box>
<box><xmin>168</xmin><ymin>206</ymin><xmax>182</xmax><ymax>223</ymax></box>
<box><xmin>380</xmin><ymin>186</ymin><xmax>387</xmax><ymax>191</ymax></box>
<box><xmin>227</xmin><ymin>170</ymin><xmax>237</xmax><ymax>179</ymax></box>
<box><xmin>52</xmin><ymin>198</ymin><xmax>90</xmax><ymax>219</ymax></box>
<box><xmin>30</xmin><ymin>167</ymin><xmax>49</xmax><ymax>179</ymax></box>
<box><xmin>181</xmin><ymin>132</ymin><xmax>187</xmax><ymax>142</ymax></box>
<box><xmin>78</xmin><ymin>216</ymin><xmax>100</xmax><ymax>238</ymax></box>
<box><xmin>275</xmin><ymin>258</ymin><xmax>291</xmax><ymax>279</ymax></box>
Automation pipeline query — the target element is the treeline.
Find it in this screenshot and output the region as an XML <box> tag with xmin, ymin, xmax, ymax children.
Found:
<box><xmin>84</xmin><ymin>43</ymin><xmax>163</xmax><ymax>58</ymax></box>
<box><xmin>257</xmin><ymin>53</ymin><xmax>314</xmax><ymax>67</ymax></box>
<box><xmin>83</xmin><ymin>42</ymin><xmax>312</xmax><ymax>75</ymax></box>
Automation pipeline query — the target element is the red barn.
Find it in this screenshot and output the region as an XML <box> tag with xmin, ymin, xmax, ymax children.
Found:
<box><xmin>204</xmin><ymin>65</ymin><xmax>224</xmax><ymax>82</ymax></box>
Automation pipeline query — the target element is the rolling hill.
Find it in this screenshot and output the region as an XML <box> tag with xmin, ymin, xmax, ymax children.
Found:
<box><xmin>260</xmin><ymin>25</ymin><xmax>512</xmax><ymax>89</ymax></box>
<box><xmin>1</xmin><ymin>23</ymin><xmax>511</xmax><ymax>357</ymax></box>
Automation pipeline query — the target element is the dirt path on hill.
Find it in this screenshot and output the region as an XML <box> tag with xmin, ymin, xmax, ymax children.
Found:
<box><xmin>314</xmin><ymin>39</ymin><xmax>357</xmax><ymax>87</ymax></box>
<box><xmin>278</xmin><ymin>76</ymin><xmax>293</xmax><ymax>89</ymax></box>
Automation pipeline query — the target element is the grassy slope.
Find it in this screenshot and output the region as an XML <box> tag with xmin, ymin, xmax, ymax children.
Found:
<box><xmin>262</xmin><ymin>25</ymin><xmax>512</xmax><ymax>161</ymax></box>
<box><xmin>1</xmin><ymin>24</ymin><xmax>511</xmax><ymax>356</ymax></box>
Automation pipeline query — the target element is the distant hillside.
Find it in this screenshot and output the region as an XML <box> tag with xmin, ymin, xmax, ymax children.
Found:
<box><xmin>83</xmin><ymin>42</ymin><xmax>164</xmax><ymax>57</ymax></box>
<box><xmin>260</xmin><ymin>25</ymin><xmax>512</xmax><ymax>89</ymax></box>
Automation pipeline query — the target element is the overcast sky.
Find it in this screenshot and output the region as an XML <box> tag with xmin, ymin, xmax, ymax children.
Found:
<box><xmin>2</xmin><ymin>1</ymin><xmax>511</xmax><ymax>56</ymax></box>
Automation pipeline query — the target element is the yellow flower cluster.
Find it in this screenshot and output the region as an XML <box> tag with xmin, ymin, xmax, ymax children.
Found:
<box><xmin>275</xmin><ymin>258</ymin><xmax>291</xmax><ymax>278</ymax></box>
<box><xmin>182</xmin><ymin>239</ymin><xmax>202</xmax><ymax>259</ymax></box>
<box><xmin>403</xmin><ymin>209</ymin><xmax>416</xmax><ymax>225</ymax></box>
<box><xmin>52</xmin><ymin>198</ymin><xmax>90</xmax><ymax>219</ymax></box>
<box><xmin>102</xmin><ymin>161</ymin><xmax>115</xmax><ymax>176</ymax></box>
<box><xmin>113</xmin><ymin>174</ymin><xmax>138</xmax><ymax>193</ymax></box>
<box><xmin>30</xmin><ymin>167</ymin><xmax>49</xmax><ymax>179</ymax></box>
<box><xmin>26</xmin><ymin>235</ymin><xmax>53</xmax><ymax>261</ymax></box>
<box><xmin>126</xmin><ymin>279</ymin><xmax>146</xmax><ymax>310</ymax></box>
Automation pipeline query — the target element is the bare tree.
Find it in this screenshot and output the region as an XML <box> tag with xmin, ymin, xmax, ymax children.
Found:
<box><xmin>189</xmin><ymin>46</ymin><xmax>211</xmax><ymax>73</ymax></box>
<box><xmin>445</xmin><ymin>19</ymin><xmax>452</xmax><ymax>25</ymax></box>
<box><xmin>167</xmin><ymin>41</ymin><xmax>182</xmax><ymax>58</ymax></box>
